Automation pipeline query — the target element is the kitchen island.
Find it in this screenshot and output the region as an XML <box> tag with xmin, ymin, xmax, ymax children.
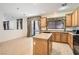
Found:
<box><xmin>33</xmin><ymin>33</ymin><xmax>52</xmax><ymax>55</ymax></box>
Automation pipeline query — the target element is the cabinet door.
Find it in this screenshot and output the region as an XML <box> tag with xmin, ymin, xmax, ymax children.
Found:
<box><xmin>77</xmin><ymin>8</ymin><xmax>79</xmax><ymax>26</ymax></box>
<box><xmin>33</xmin><ymin>38</ymin><xmax>48</xmax><ymax>55</ymax></box>
<box><xmin>40</xmin><ymin>17</ymin><xmax>47</xmax><ymax>30</ymax></box>
<box><xmin>74</xmin><ymin>10</ymin><xmax>78</xmax><ymax>26</ymax></box>
<box><xmin>72</xmin><ymin>13</ymin><xmax>75</xmax><ymax>26</ymax></box>
<box><xmin>66</xmin><ymin>14</ymin><xmax>72</xmax><ymax>27</ymax></box>
<box><xmin>72</xmin><ymin>10</ymin><xmax>78</xmax><ymax>26</ymax></box>
<box><xmin>61</xmin><ymin>33</ymin><xmax>68</xmax><ymax>43</ymax></box>
<box><xmin>55</xmin><ymin>32</ymin><xmax>61</xmax><ymax>42</ymax></box>
<box><xmin>52</xmin><ymin>32</ymin><xmax>56</xmax><ymax>42</ymax></box>
<box><xmin>68</xmin><ymin>33</ymin><xmax>73</xmax><ymax>49</ymax></box>
<box><xmin>68</xmin><ymin>34</ymin><xmax>71</xmax><ymax>44</ymax></box>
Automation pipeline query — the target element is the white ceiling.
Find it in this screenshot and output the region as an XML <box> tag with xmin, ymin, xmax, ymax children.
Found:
<box><xmin>0</xmin><ymin>3</ymin><xmax>79</xmax><ymax>18</ymax></box>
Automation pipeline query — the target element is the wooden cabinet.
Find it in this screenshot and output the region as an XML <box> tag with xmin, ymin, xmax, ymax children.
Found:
<box><xmin>33</xmin><ymin>38</ymin><xmax>49</xmax><ymax>55</ymax></box>
<box><xmin>52</xmin><ymin>32</ymin><xmax>56</xmax><ymax>41</ymax></box>
<box><xmin>52</xmin><ymin>32</ymin><xmax>67</xmax><ymax>43</ymax></box>
<box><xmin>61</xmin><ymin>33</ymin><xmax>68</xmax><ymax>43</ymax></box>
<box><xmin>74</xmin><ymin>9</ymin><xmax>78</xmax><ymax>26</ymax></box>
<box><xmin>33</xmin><ymin>33</ymin><xmax>52</xmax><ymax>55</ymax></box>
<box><xmin>68</xmin><ymin>33</ymin><xmax>73</xmax><ymax>49</ymax></box>
<box><xmin>52</xmin><ymin>32</ymin><xmax>73</xmax><ymax>49</ymax></box>
<box><xmin>72</xmin><ymin>12</ymin><xmax>75</xmax><ymax>26</ymax></box>
<box><xmin>72</xmin><ymin>7</ymin><xmax>79</xmax><ymax>26</ymax></box>
<box><xmin>66</xmin><ymin>7</ymin><xmax>79</xmax><ymax>27</ymax></box>
<box><xmin>55</xmin><ymin>32</ymin><xmax>61</xmax><ymax>42</ymax></box>
<box><xmin>48</xmin><ymin>36</ymin><xmax>52</xmax><ymax>54</ymax></box>
<box><xmin>66</xmin><ymin>14</ymin><xmax>72</xmax><ymax>27</ymax></box>
<box><xmin>52</xmin><ymin>32</ymin><xmax>61</xmax><ymax>42</ymax></box>
<box><xmin>77</xmin><ymin>8</ymin><xmax>79</xmax><ymax>26</ymax></box>
<box><xmin>40</xmin><ymin>17</ymin><xmax>47</xmax><ymax>30</ymax></box>
<box><xmin>52</xmin><ymin>32</ymin><xmax>60</xmax><ymax>42</ymax></box>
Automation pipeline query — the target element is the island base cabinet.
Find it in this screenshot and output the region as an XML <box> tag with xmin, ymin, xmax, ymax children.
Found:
<box><xmin>52</xmin><ymin>32</ymin><xmax>67</xmax><ymax>43</ymax></box>
<box><xmin>48</xmin><ymin>36</ymin><xmax>52</xmax><ymax>54</ymax></box>
<box><xmin>33</xmin><ymin>38</ymin><xmax>48</xmax><ymax>55</ymax></box>
<box><xmin>33</xmin><ymin>36</ymin><xmax>52</xmax><ymax>55</ymax></box>
<box><xmin>61</xmin><ymin>33</ymin><xmax>68</xmax><ymax>43</ymax></box>
<box><xmin>52</xmin><ymin>32</ymin><xmax>61</xmax><ymax>42</ymax></box>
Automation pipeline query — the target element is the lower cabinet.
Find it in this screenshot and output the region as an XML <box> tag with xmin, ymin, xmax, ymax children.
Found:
<box><xmin>61</xmin><ymin>33</ymin><xmax>68</xmax><ymax>43</ymax></box>
<box><xmin>52</xmin><ymin>32</ymin><xmax>55</xmax><ymax>41</ymax></box>
<box><xmin>52</xmin><ymin>32</ymin><xmax>73</xmax><ymax>49</ymax></box>
<box><xmin>68</xmin><ymin>33</ymin><xmax>73</xmax><ymax>49</ymax></box>
<box><xmin>55</xmin><ymin>32</ymin><xmax>61</xmax><ymax>42</ymax></box>
<box><xmin>52</xmin><ymin>32</ymin><xmax>67</xmax><ymax>43</ymax></box>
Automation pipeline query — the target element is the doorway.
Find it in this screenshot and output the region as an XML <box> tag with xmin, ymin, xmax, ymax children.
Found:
<box><xmin>31</xmin><ymin>20</ymin><xmax>40</xmax><ymax>36</ymax></box>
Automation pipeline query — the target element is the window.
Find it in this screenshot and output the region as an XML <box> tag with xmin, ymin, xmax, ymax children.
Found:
<box><xmin>3</xmin><ymin>21</ymin><xmax>9</xmax><ymax>30</ymax></box>
<box><xmin>47</xmin><ymin>20</ymin><xmax>64</xmax><ymax>29</ymax></box>
<box><xmin>9</xmin><ymin>20</ymin><xmax>16</xmax><ymax>30</ymax></box>
<box><xmin>17</xmin><ymin>19</ymin><xmax>23</xmax><ymax>29</ymax></box>
<box><xmin>3</xmin><ymin>19</ymin><xmax>23</xmax><ymax>30</ymax></box>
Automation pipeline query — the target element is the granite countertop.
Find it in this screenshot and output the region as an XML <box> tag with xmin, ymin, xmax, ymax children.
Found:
<box><xmin>67</xmin><ymin>32</ymin><xmax>73</xmax><ymax>35</ymax></box>
<box><xmin>41</xmin><ymin>30</ymin><xmax>64</xmax><ymax>32</ymax></box>
<box><xmin>33</xmin><ymin>33</ymin><xmax>52</xmax><ymax>40</ymax></box>
<box><xmin>41</xmin><ymin>30</ymin><xmax>76</xmax><ymax>36</ymax></box>
<box><xmin>68</xmin><ymin>32</ymin><xmax>79</xmax><ymax>35</ymax></box>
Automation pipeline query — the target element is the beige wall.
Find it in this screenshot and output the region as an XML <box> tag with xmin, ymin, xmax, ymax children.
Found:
<box><xmin>0</xmin><ymin>11</ymin><xmax>27</xmax><ymax>43</ymax></box>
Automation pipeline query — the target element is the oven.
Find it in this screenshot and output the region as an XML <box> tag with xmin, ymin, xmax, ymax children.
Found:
<box><xmin>73</xmin><ymin>30</ymin><xmax>79</xmax><ymax>55</ymax></box>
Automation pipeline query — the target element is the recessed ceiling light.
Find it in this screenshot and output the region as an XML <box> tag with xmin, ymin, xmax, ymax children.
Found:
<box><xmin>59</xmin><ymin>6</ymin><xmax>68</xmax><ymax>11</ymax></box>
<box><xmin>17</xmin><ymin>8</ymin><xmax>20</xmax><ymax>10</ymax></box>
<box><xmin>59</xmin><ymin>3</ymin><xmax>68</xmax><ymax>11</ymax></box>
<box><xmin>62</xmin><ymin>3</ymin><xmax>67</xmax><ymax>6</ymax></box>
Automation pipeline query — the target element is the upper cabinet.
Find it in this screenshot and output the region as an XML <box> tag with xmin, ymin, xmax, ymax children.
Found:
<box><xmin>66</xmin><ymin>14</ymin><xmax>72</xmax><ymax>27</ymax></box>
<box><xmin>66</xmin><ymin>7</ymin><xmax>79</xmax><ymax>27</ymax></box>
<box><xmin>72</xmin><ymin>9</ymin><xmax>78</xmax><ymax>26</ymax></box>
<box><xmin>77</xmin><ymin>8</ymin><xmax>79</xmax><ymax>26</ymax></box>
<box><xmin>40</xmin><ymin>17</ymin><xmax>47</xmax><ymax>30</ymax></box>
<box><xmin>72</xmin><ymin>12</ymin><xmax>75</xmax><ymax>26</ymax></box>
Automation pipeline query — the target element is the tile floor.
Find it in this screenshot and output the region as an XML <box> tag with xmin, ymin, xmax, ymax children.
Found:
<box><xmin>52</xmin><ymin>42</ymin><xmax>73</xmax><ymax>55</ymax></box>
<box><xmin>0</xmin><ymin>37</ymin><xmax>33</xmax><ymax>55</ymax></box>
<box><xmin>0</xmin><ymin>37</ymin><xmax>73</xmax><ymax>55</ymax></box>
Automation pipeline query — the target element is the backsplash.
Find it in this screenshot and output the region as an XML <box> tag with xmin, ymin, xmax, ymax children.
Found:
<box><xmin>66</xmin><ymin>27</ymin><xmax>79</xmax><ymax>32</ymax></box>
<box><xmin>76</xmin><ymin>27</ymin><xmax>79</xmax><ymax>30</ymax></box>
